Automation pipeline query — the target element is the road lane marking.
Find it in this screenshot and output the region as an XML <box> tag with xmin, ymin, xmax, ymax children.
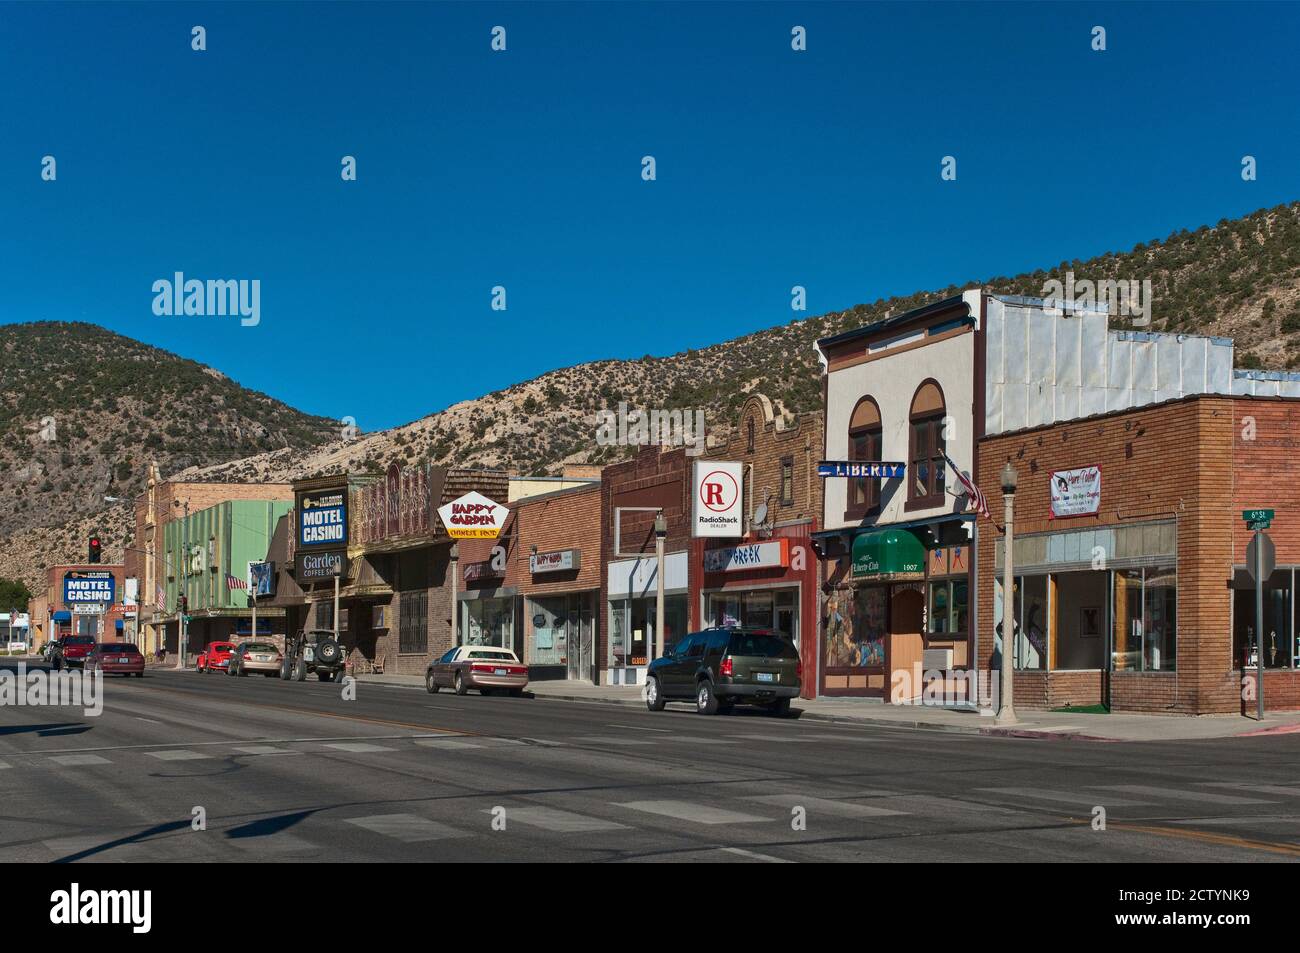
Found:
<box><xmin>134</xmin><ymin>717</ymin><xmax>163</xmax><ymax>725</ymax></box>
<box><xmin>659</xmin><ymin>736</ymin><xmax>733</xmax><ymax>745</ymax></box>
<box><xmin>490</xmin><ymin>807</ymin><xmax>628</xmax><ymax>832</ymax></box>
<box><xmin>727</xmin><ymin>734</ymin><xmax>818</xmax><ymax>743</ymax></box>
<box><xmin>606</xmin><ymin>724</ymin><xmax>672</xmax><ymax>732</ymax></box>
<box><xmin>978</xmin><ymin>787</ymin><xmax>1152</xmax><ymax>807</ymax></box>
<box><xmin>1200</xmin><ymin>782</ymin><xmax>1300</xmax><ymax>797</ymax></box>
<box><xmin>1096</xmin><ymin>784</ymin><xmax>1274</xmax><ymax>805</ymax></box>
<box><xmin>48</xmin><ymin>754</ymin><xmax>111</xmax><ymax>766</ymax></box>
<box><xmin>1097</xmin><ymin>821</ymin><xmax>1300</xmax><ymax>858</ymax></box>
<box><xmin>616</xmin><ymin>800</ymin><xmax>775</xmax><ymax>825</ymax></box>
<box><xmin>414</xmin><ymin>739</ymin><xmax>482</xmax><ymax>750</ymax></box>
<box><xmin>718</xmin><ymin>846</ymin><xmax>792</xmax><ymax>863</ymax></box>
<box><xmin>232</xmin><ymin>745</ymin><xmax>299</xmax><ymax>756</ymax></box>
<box><xmin>572</xmin><ymin>736</ymin><xmax>657</xmax><ymax>745</ymax></box>
<box><xmin>323</xmin><ymin>742</ymin><xmax>395</xmax><ymax>753</ymax></box>
<box><xmin>744</xmin><ymin>795</ymin><xmax>910</xmax><ymax>818</ymax></box>
<box><xmin>147</xmin><ymin>750</ymin><xmax>212</xmax><ymax>761</ymax></box>
<box><xmin>345</xmin><ymin>813</ymin><xmax>469</xmax><ymax>842</ymax></box>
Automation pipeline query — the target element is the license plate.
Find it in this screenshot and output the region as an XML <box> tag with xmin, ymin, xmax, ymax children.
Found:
<box><xmin>119</xmin><ymin>657</ymin><xmax>132</xmax><ymax>663</ymax></box>
<box><xmin>755</xmin><ymin>672</ymin><xmax>775</xmax><ymax>683</ymax></box>
<box><xmin>256</xmin><ymin>655</ymin><xmax>270</xmax><ymax>661</ymax></box>
<box><xmin>494</xmin><ymin>668</ymin><xmax>507</xmax><ymax>676</ymax></box>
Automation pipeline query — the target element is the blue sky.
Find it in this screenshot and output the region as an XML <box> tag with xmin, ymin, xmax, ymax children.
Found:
<box><xmin>1</xmin><ymin>1</ymin><xmax>1297</xmax><ymax>430</ymax></box>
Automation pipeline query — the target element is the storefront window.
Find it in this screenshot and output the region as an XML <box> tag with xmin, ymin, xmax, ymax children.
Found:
<box><xmin>610</xmin><ymin>595</ymin><xmax>687</xmax><ymax>666</ymax></box>
<box><xmin>1053</xmin><ymin>570</ymin><xmax>1106</xmax><ymax>670</ymax></box>
<box><xmin>1114</xmin><ymin>565</ymin><xmax>1177</xmax><ymax>672</ymax></box>
<box><xmin>927</xmin><ymin>579</ymin><xmax>969</xmax><ymax>635</ymax></box>
<box><xmin>528</xmin><ymin>596</ymin><xmax>567</xmax><ymax>667</ymax></box>
<box><xmin>1233</xmin><ymin>568</ymin><xmax>1292</xmax><ymax>669</ymax></box>
<box><xmin>461</xmin><ymin>596</ymin><xmax>514</xmax><ymax>650</ymax></box>
<box><xmin>823</xmin><ymin>585</ymin><xmax>885</xmax><ymax>670</ymax></box>
<box><xmin>995</xmin><ymin>575</ymin><xmax>1047</xmax><ymax>670</ymax></box>
<box><xmin>706</xmin><ymin>588</ymin><xmax>798</xmax><ymax>639</ymax></box>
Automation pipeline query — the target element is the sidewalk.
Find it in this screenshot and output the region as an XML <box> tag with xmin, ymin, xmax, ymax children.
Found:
<box><xmin>352</xmin><ymin>673</ymin><xmax>1300</xmax><ymax>742</ymax></box>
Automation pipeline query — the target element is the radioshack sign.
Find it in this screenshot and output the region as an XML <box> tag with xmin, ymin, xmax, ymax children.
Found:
<box><xmin>693</xmin><ymin>461</ymin><xmax>743</xmax><ymax>538</ymax></box>
<box><xmin>438</xmin><ymin>491</ymin><xmax>507</xmax><ymax>539</ymax></box>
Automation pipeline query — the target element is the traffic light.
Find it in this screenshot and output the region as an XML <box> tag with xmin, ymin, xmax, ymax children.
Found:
<box><xmin>88</xmin><ymin>535</ymin><xmax>102</xmax><ymax>564</ymax></box>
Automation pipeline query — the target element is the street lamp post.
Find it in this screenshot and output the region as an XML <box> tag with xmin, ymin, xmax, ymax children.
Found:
<box><xmin>449</xmin><ymin>543</ymin><xmax>460</xmax><ymax>648</ymax></box>
<box><xmin>997</xmin><ymin>462</ymin><xmax>1019</xmax><ymax>726</ymax></box>
<box><xmin>332</xmin><ymin>563</ymin><xmax>341</xmax><ymax>643</ymax></box>
<box><xmin>654</xmin><ymin>511</ymin><xmax>667</xmax><ymax>662</ymax></box>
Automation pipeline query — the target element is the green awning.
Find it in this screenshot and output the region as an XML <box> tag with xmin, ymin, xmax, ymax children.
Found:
<box><xmin>851</xmin><ymin>529</ymin><xmax>926</xmax><ymax>578</ymax></box>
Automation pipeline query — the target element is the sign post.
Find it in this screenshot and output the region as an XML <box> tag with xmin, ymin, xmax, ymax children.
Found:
<box><xmin>1245</xmin><ymin>520</ymin><xmax>1276</xmax><ymax>721</ymax></box>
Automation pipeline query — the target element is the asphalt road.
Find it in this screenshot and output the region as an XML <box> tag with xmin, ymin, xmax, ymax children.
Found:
<box><xmin>2</xmin><ymin>660</ymin><xmax>1299</xmax><ymax>863</ymax></box>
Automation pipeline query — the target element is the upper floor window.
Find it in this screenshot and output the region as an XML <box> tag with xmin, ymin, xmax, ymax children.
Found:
<box><xmin>847</xmin><ymin>397</ymin><xmax>882</xmax><ymax>517</ymax></box>
<box><xmin>746</xmin><ymin>418</ymin><xmax>756</xmax><ymax>454</ymax></box>
<box><xmin>908</xmin><ymin>380</ymin><xmax>946</xmax><ymax>506</ymax></box>
<box><xmin>780</xmin><ymin>456</ymin><xmax>794</xmax><ymax>506</ymax></box>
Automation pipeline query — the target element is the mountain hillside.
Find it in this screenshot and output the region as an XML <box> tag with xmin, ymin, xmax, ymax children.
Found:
<box><xmin>4</xmin><ymin>201</ymin><xmax>1299</xmax><ymax>591</ymax></box>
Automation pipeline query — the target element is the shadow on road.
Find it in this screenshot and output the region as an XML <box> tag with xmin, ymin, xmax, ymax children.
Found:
<box><xmin>51</xmin><ymin>819</ymin><xmax>193</xmax><ymax>863</ymax></box>
<box><xmin>0</xmin><ymin>722</ymin><xmax>91</xmax><ymax>738</ymax></box>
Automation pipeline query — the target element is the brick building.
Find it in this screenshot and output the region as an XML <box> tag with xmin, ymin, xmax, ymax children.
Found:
<box><xmin>600</xmin><ymin>446</ymin><xmax>693</xmax><ymax>685</ymax></box>
<box><xmin>976</xmin><ymin>393</ymin><xmax>1300</xmax><ymax>715</ymax></box>
<box><xmin>126</xmin><ymin>463</ymin><xmax>293</xmax><ymax>657</ymax></box>
<box><xmin>691</xmin><ymin>394</ymin><xmax>824</xmax><ymax>699</ymax></box>
<box><xmin>30</xmin><ymin>564</ymin><xmax>128</xmax><ymax>648</ymax></box>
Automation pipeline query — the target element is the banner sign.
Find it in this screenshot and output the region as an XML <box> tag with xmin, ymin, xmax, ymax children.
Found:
<box><xmin>249</xmin><ymin>561</ymin><xmax>276</xmax><ymax>597</ymax></box>
<box><xmin>693</xmin><ymin>461</ymin><xmax>743</xmax><ymax>538</ymax></box>
<box><xmin>463</xmin><ymin>560</ymin><xmax>505</xmax><ymax>583</ymax></box>
<box><xmin>298</xmin><ymin>489</ymin><xmax>348</xmax><ymax>547</ymax></box>
<box><xmin>530</xmin><ymin>549</ymin><xmax>580</xmax><ymax>574</ymax></box>
<box><xmin>438</xmin><ymin>491</ymin><xmax>507</xmax><ymax>539</ymax></box>
<box><xmin>818</xmin><ymin>461</ymin><xmax>906</xmax><ymax>479</ymax></box>
<box><xmin>1049</xmin><ymin>466</ymin><xmax>1102</xmax><ymax>519</ymax></box>
<box><xmin>63</xmin><ymin>570</ymin><xmax>115</xmax><ymax>604</ymax></box>
<box><xmin>703</xmin><ymin>539</ymin><xmax>790</xmax><ymax>573</ymax></box>
<box><xmin>296</xmin><ymin>550</ymin><xmax>347</xmax><ymax>580</ymax></box>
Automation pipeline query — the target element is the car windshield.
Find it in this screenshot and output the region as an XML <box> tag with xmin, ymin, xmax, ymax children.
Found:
<box><xmin>727</xmin><ymin>633</ymin><xmax>798</xmax><ymax>659</ymax></box>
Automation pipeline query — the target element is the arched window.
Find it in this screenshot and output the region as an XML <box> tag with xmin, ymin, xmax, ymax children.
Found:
<box><xmin>746</xmin><ymin>417</ymin><xmax>756</xmax><ymax>454</ymax></box>
<box><xmin>847</xmin><ymin>397</ymin><xmax>882</xmax><ymax>517</ymax></box>
<box><xmin>908</xmin><ymin>380</ymin><xmax>946</xmax><ymax>506</ymax></box>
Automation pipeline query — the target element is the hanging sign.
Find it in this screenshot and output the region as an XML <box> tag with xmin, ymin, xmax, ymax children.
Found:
<box><xmin>1049</xmin><ymin>466</ymin><xmax>1101</xmax><ymax>518</ymax></box>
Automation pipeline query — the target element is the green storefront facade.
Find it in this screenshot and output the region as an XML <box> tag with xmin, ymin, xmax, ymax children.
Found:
<box><xmin>163</xmin><ymin>499</ymin><xmax>291</xmax><ymax>655</ymax></box>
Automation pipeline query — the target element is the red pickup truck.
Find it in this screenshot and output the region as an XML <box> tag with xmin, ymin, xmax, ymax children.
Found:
<box><xmin>52</xmin><ymin>634</ymin><xmax>96</xmax><ymax>670</ymax></box>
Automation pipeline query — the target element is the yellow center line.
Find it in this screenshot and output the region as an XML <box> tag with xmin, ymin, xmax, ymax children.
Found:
<box><xmin>1072</xmin><ymin>818</ymin><xmax>1300</xmax><ymax>857</ymax></box>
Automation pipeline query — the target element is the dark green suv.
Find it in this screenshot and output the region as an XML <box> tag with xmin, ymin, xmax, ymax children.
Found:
<box><xmin>645</xmin><ymin>627</ymin><xmax>801</xmax><ymax>716</ymax></box>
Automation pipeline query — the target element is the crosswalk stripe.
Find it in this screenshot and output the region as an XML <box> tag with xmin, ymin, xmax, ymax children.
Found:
<box><xmin>616</xmin><ymin>800</ymin><xmax>775</xmax><ymax>825</ymax></box>
<box><xmin>977</xmin><ymin>787</ymin><xmax>1152</xmax><ymax>807</ymax></box>
<box><xmin>345</xmin><ymin>813</ymin><xmax>469</xmax><ymax>842</ymax></box>
<box><xmin>718</xmin><ymin>846</ymin><xmax>793</xmax><ymax>863</ymax></box>
<box><xmin>413</xmin><ymin>739</ymin><xmax>482</xmax><ymax>750</ymax></box>
<box><xmin>48</xmin><ymin>754</ymin><xmax>111</xmax><ymax>766</ymax></box>
<box><xmin>322</xmin><ymin>742</ymin><xmax>395</xmax><ymax>753</ymax></box>
<box><xmin>147</xmin><ymin>750</ymin><xmax>212</xmax><ymax>761</ymax></box>
<box><xmin>491</xmin><ymin>806</ymin><xmax>628</xmax><ymax>832</ymax></box>
<box><xmin>727</xmin><ymin>734</ymin><xmax>818</xmax><ymax>743</ymax></box>
<box><xmin>1097</xmin><ymin>784</ymin><xmax>1274</xmax><ymax>805</ymax></box>
<box><xmin>745</xmin><ymin>794</ymin><xmax>910</xmax><ymax>818</ymax></box>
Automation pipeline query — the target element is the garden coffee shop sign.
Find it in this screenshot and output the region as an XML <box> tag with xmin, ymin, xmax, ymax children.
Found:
<box><xmin>1049</xmin><ymin>466</ymin><xmax>1102</xmax><ymax>518</ymax></box>
<box><xmin>438</xmin><ymin>491</ymin><xmax>507</xmax><ymax>539</ymax></box>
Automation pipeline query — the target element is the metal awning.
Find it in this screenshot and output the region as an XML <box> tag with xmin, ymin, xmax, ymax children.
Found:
<box><xmin>851</xmin><ymin>529</ymin><xmax>926</xmax><ymax>578</ymax></box>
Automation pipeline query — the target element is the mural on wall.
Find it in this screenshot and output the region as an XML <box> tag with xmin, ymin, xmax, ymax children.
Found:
<box><xmin>823</xmin><ymin>586</ymin><xmax>886</xmax><ymax>668</ymax></box>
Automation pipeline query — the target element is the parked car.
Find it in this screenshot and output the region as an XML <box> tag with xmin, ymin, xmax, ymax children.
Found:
<box><xmin>425</xmin><ymin>645</ymin><xmax>528</xmax><ymax>696</ymax></box>
<box><xmin>646</xmin><ymin>627</ymin><xmax>801</xmax><ymax>716</ymax></box>
<box><xmin>280</xmin><ymin>630</ymin><xmax>345</xmax><ymax>682</ymax></box>
<box><xmin>197</xmin><ymin>641</ymin><xmax>238</xmax><ymax>674</ymax></box>
<box><xmin>85</xmin><ymin>642</ymin><xmax>145</xmax><ymax>678</ymax></box>
<box><xmin>51</xmin><ymin>634</ymin><xmax>97</xmax><ymax>671</ymax></box>
<box><xmin>227</xmin><ymin>641</ymin><xmax>283</xmax><ymax>677</ymax></box>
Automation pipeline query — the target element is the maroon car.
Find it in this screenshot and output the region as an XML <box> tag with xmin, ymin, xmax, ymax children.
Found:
<box><xmin>52</xmin><ymin>634</ymin><xmax>96</xmax><ymax>671</ymax></box>
<box><xmin>85</xmin><ymin>642</ymin><xmax>146</xmax><ymax>678</ymax></box>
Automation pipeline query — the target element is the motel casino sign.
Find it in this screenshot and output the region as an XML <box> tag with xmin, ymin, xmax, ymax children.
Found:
<box><xmin>63</xmin><ymin>569</ymin><xmax>116</xmax><ymax>605</ymax></box>
<box><xmin>295</xmin><ymin>485</ymin><xmax>349</xmax><ymax>581</ymax></box>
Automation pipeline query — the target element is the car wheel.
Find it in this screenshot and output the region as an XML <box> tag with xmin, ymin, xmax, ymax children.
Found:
<box><xmin>696</xmin><ymin>680</ymin><xmax>719</xmax><ymax>716</ymax></box>
<box><xmin>770</xmin><ymin>697</ymin><xmax>792</xmax><ymax>718</ymax></box>
<box><xmin>425</xmin><ymin>672</ymin><xmax>440</xmax><ymax>694</ymax></box>
<box><xmin>645</xmin><ymin>676</ymin><xmax>666</xmax><ymax>712</ymax></box>
<box><xmin>279</xmin><ymin>661</ymin><xmax>291</xmax><ymax>680</ymax></box>
<box><xmin>293</xmin><ymin>660</ymin><xmax>307</xmax><ymax>682</ymax></box>
<box><xmin>454</xmin><ymin>672</ymin><xmax>468</xmax><ymax>696</ymax></box>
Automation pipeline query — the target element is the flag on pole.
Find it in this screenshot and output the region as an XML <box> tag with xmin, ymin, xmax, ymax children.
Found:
<box><xmin>226</xmin><ymin>574</ymin><xmax>249</xmax><ymax>591</ymax></box>
<box><xmin>943</xmin><ymin>452</ymin><xmax>990</xmax><ymax>520</ymax></box>
<box><xmin>155</xmin><ymin>584</ymin><xmax>166</xmax><ymax>612</ymax></box>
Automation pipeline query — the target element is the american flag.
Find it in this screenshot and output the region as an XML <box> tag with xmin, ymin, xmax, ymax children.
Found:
<box><xmin>226</xmin><ymin>574</ymin><xmax>249</xmax><ymax>591</ymax></box>
<box><xmin>943</xmin><ymin>452</ymin><xmax>990</xmax><ymax>520</ymax></box>
<box><xmin>155</xmin><ymin>584</ymin><xmax>166</xmax><ymax>612</ymax></box>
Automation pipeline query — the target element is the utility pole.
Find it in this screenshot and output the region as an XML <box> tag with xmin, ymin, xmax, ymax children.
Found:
<box><xmin>174</xmin><ymin>499</ymin><xmax>189</xmax><ymax>669</ymax></box>
<box><xmin>654</xmin><ymin>511</ymin><xmax>667</xmax><ymax>662</ymax></box>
